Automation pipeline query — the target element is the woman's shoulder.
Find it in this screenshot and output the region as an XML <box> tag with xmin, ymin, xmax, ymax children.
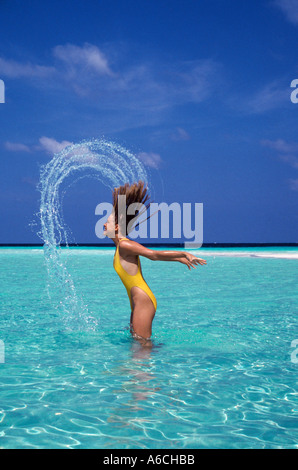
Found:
<box><xmin>119</xmin><ymin>238</ymin><xmax>144</xmax><ymax>251</ymax></box>
<box><xmin>118</xmin><ymin>238</ymin><xmax>155</xmax><ymax>260</ymax></box>
<box><xmin>119</xmin><ymin>237</ymin><xmax>142</xmax><ymax>246</ymax></box>
<box><xmin>118</xmin><ymin>238</ymin><xmax>140</xmax><ymax>259</ymax></box>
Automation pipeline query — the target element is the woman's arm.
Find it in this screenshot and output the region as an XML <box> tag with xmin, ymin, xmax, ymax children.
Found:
<box><xmin>119</xmin><ymin>239</ymin><xmax>207</xmax><ymax>270</ymax></box>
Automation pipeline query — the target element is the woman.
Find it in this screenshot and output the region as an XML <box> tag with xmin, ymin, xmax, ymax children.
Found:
<box><xmin>103</xmin><ymin>181</ymin><xmax>207</xmax><ymax>342</ymax></box>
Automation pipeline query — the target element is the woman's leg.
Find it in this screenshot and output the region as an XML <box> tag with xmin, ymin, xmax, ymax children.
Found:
<box><xmin>130</xmin><ymin>286</ymin><xmax>156</xmax><ymax>339</ymax></box>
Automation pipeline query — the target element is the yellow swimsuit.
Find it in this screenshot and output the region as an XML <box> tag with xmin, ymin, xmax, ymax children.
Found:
<box><xmin>113</xmin><ymin>237</ymin><xmax>157</xmax><ymax>312</ymax></box>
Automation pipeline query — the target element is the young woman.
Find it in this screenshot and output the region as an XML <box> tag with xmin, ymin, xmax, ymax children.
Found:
<box><xmin>103</xmin><ymin>181</ymin><xmax>207</xmax><ymax>343</ymax></box>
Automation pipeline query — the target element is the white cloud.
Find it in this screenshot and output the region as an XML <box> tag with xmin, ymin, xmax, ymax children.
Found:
<box><xmin>274</xmin><ymin>0</ymin><xmax>298</xmax><ymax>25</ymax></box>
<box><xmin>3</xmin><ymin>135</ymin><xmax>108</xmax><ymax>167</ymax></box>
<box><xmin>261</xmin><ymin>138</ymin><xmax>298</xmax><ymax>190</ymax></box>
<box><xmin>289</xmin><ymin>178</ymin><xmax>298</xmax><ymax>190</ymax></box>
<box><xmin>5</xmin><ymin>138</ymin><xmax>72</xmax><ymax>155</ymax></box>
<box><xmin>53</xmin><ymin>43</ymin><xmax>113</xmax><ymax>76</ymax></box>
<box><xmin>261</xmin><ymin>138</ymin><xmax>298</xmax><ymax>153</ymax></box>
<box><xmin>38</xmin><ymin>136</ymin><xmax>73</xmax><ymax>154</ymax></box>
<box><xmin>279</xmin><ymin>153</ymin><xmax>298</xmax><ymax>168</ymax></box>
<box><xmin>137</xmin><ymin>152</ymin><xmax>162</xmax><ymax>169</ymax></box>
<box><xmin>0</xmin><ymin>44</ymin><xmax>219</xmax><ymax>110</ymax></box>
<box><xmin>246</xmin><ymin>80</ymin><xmax>289</xmax><ymax>113</ymax></box>
<box><xmin>0</xmin><ymin>58</ymin><xmax>55</xmax><ymax>78</ymax></box>
<box><xmin>0</xmin><ymin>44</ymin><xmax>221</xmax><ymax>132</ymax></box>
<box><xmin>219</xmin><ymin>76</ymin><xmax>290</xmax><ymax>115</ymax></box>
<box><xmin>171</xmin><ymin>127</ymin><xmax>190</xmax><ymax>141</ymax></box>
<box><xmin>4</xmin><ymin>141</ymin><xmax>31</xmax><ymax>152</ymax></box>
<box><xmin>0</xmin><ymin>43</ymin><xmax>112</xmax><ymax>83</ymax></box>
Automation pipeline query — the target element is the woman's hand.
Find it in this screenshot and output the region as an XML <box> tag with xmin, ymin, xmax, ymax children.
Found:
<box><xmin>179</xmin><ymin>253</ymin><xmax>207</xmax><ymax>270</ymax></box>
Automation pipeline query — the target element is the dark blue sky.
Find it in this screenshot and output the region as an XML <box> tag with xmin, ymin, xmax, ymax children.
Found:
<box><xmin>0</xmin><ymin>0</ymin><xmax>298</xmax><ymax>243</ymax></box>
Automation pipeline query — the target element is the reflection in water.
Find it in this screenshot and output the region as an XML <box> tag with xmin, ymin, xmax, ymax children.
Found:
<box><xmin>106</xmin><ymin>338</ymin><xmax>162</xmax><ymax>427</ymax></box>
<box><xmin>128</xmin><ymin>339</ymin><xmax>160</xmax><ymax>407</ymax></box>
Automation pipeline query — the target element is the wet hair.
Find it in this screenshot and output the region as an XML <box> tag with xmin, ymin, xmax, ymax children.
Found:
<box><xmin>112</xmin><ymin>180</ymin><xmax>151</xmax><ymax>234</ymax></box>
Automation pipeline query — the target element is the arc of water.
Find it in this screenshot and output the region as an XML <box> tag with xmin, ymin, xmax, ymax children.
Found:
<box><xmin>38</xmin><ymin>139</ymin><xmax>149</xmax><ymax>330</ymax></box>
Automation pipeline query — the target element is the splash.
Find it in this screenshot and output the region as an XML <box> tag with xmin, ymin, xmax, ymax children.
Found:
<box><xmin>38</xmin><ymin>138</ymin><xmax>149</xmax><ymax>330</ymax></box>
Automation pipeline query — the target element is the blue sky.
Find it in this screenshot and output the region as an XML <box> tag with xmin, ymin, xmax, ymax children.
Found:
<box><xmin>0</xmin><ymin>0</ymin><xmax>298</xmax><ymax>243</ymax></box>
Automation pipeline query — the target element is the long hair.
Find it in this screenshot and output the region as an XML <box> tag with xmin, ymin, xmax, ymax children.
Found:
<box><xmin>112</xmin><ymin>180</ymin><xmax>151</xmax><ymax>235</ymax></box>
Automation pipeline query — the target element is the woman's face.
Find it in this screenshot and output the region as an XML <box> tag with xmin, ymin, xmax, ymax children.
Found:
<box><xmin>103</xmin><ymin>212</ymin><xmax>117</xmax><ymax>238</ymax></box>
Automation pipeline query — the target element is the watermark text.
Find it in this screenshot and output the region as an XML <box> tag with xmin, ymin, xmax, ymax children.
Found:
<box><xmin>95</xmin><ymin>198</ymin><xmax>203</xmax><ymax>248</ymax></box>
<box><xmin>291</xmin><ymin>339</ymin><xmax>298</xmax><ymax>363</ymax></box>
<box><xmin>0</xmin><ymin>340</ymin><xmax>4</xmax><ymax>364</ymax></box>
<box><xmin>0</xmin><ymin>79</ymin><xmax>5</xmax><ymax>104</ymax></box>
<box><xmin>290</xmin><ymin>79</ymin><xmax>298</xmax><ymax>104</ymax></box>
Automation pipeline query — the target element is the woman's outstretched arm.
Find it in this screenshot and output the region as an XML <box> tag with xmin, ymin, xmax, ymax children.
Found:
<box><xmin>119</xmin><ymin>239</ymin><xmax>207</xmax><ymax>270</ymax></box>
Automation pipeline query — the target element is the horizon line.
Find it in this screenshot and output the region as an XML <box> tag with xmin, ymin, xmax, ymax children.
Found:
<box><xmin>0</xmin><ymin>242</ymin><xmax>297</xmax><ymax>247</ymax></box>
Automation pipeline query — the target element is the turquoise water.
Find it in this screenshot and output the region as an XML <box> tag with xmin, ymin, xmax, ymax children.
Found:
<box><xmin>0</xmin><ymin>246</ymin><xmax>298</xmax><ymax>449</ymax></box>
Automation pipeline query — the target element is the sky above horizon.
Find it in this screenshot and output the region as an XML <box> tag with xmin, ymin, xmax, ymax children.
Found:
<box><xmin>0</xmin><ymin>0</ymin><xmax>298</xmax><ymax>244</ymax></box>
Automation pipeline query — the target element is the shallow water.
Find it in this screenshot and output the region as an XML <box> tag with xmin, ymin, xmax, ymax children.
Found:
<box><xmin>0</xmin><ymin>247</ymin><xmax>297</xmax><ymax>448</ymax></box>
